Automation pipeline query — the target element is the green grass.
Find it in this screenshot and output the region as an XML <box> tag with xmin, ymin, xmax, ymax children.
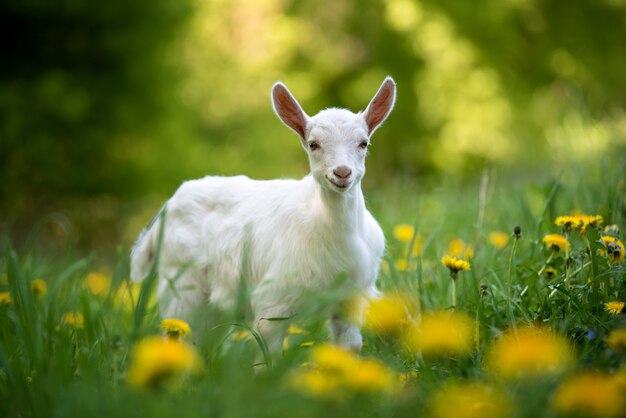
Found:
<box><xmin>1</xmin><ymin>161</ymin><xmax>625</xmax><ymax>418</ymax></box>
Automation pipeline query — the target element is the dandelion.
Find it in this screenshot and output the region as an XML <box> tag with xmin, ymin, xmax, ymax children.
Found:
<box><xmin>404</xmin><ymin>311</ymin><xmax>474</xmax><ymax>357</ymax></box>
<box><xmin>160</xmin><ymin>318</ymin><xmax>191</xmax><ymax>339</ymax></box>
<box><xmin>544</xmin><ymin>267</ymin><xmax>557</xmax><ymax>279</ymax></box>
<box><xmin>31</xmin><ymin>278</ymin><xmax>47</xmax><ymax>296</ymax></box>
<box><xmin>288</xmin><ymin>368</ymin><xmax>341</xmax><ymax>398</ymax></box>
<box><xmin>430</xmin><ymin>382</ymin><xmax>511</xmax><ymax>418</ymax></box>
<box><xmin>486</xmin><ymin>326</ymin><xmax>573</xmax><ymax>378</ymax></box>
<box><xmin>542</xmin><ymin>234</ymin><xmax>570</xmax><ymax>252</ymax></box>
<box><xmin>606</xmin><ymin>328</ymin><xmax>626</xmax><ymax>351</ymax></box>
<box><xmin>599</xmin><ymin>236</ymin><xmax>624</xmax><ymax>265</ymax></box>
<box><xmin>61</xmin><ymin>312</ymin><xmax>84</xmax><ymax>329</ymax></box>
<box><xmin>126</xmin><ymin>336</ymin><xmax>203</xmax><ymax>389</ymax></box>
<box><xmin>399</xmin><ymin>370</ymin><xmax>418</xmax><ymax>385</ymax></box>
<box><xmin>363</xmin><ymin>293</ymin><xmax>416</xmax><ymax>336</ymax></box>
<box><xmin>552</xmin><ymin>372</ymin><xmax>625</xmax><ymax>418</ymax></box>
<box><xmin>555</xmin><ymin>215</ymin><xmax>582</xmax><ymax>232</ymax></box>
<box><xmin>83</xmin><ymin>272</ymin><xmax>111</xmax><ymax>296</ymax></box>
<box><xmin>488</xmin><ymin>231</ymin><xmax>509</xmax><ymax>249</ymax></box>
<box><xmin>0</xmin><ymin>291</ymin><xmax>12</xmax><ymax>305</ymax></box>
<box><xmin>441</xmin><ymin>256</ymin><xmax>471</xmax><ymax>276</ymax></box>
<box><xmin>604</xmin><ymin>301</ymin><xmax>624</xmax><ymax>315</ymax></box>
<box><xmin>290</xmin><ymin>344</ymin><xmax>397</xmax><ymax>397</ymax></box>
<box><xmin>393</xmin><ymin>224</ymin><xmax>415</xmax><ymax>243</ymax></box>
<box><xmin>447</xmin><ymin>238</ymin><xmax>474</xmax><ymax>259</ymax></box>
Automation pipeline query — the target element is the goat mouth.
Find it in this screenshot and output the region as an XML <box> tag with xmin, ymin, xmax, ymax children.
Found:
<box><xmin>326</xmin><ymin>176</ymin><xmax>352</xmax><ymax>191</ymax></box>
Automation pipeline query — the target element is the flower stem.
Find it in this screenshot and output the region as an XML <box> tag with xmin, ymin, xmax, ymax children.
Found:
<box><xmin>451</xmin><ymin>277</ymin><xmax>457</xmax><ymax>309</ymax></box>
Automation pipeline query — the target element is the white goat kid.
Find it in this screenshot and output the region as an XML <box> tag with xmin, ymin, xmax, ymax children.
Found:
<box><xmin>130</xmin><ymin>77</ymin><xmax>396</xmax><ymax>354</ymax></box>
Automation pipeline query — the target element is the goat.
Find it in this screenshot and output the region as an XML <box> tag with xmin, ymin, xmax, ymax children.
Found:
<box><xmin>130</xmin><ymin>77</ymin><xmax>396</xmax><ymax>354</ymax></box>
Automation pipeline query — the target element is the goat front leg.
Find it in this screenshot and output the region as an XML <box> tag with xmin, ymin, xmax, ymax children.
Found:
<box><xmin>329</xmin><ymin>295</ymin><xmax>367</xmax><ymax>351</ymax></box>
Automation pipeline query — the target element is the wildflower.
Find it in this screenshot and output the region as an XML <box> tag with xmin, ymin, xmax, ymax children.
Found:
<box><xmin>393</xmin><ymin>224</ymin><xmax>416</xmax><ymax>243</ymax></box>
<box><xmin>291</xmin><ymin>344</ymin><xmax>397</xmax><ymax>397</ymax></box>
<box><xmin>127</xmin><ymin>336</ymin><xmax>203</xmax><ymax>389</ymax></box>
<box><xmin>604</xmin><ymin>301</ymin><xmax>625</xmax><ymax>315</ymax></box>
<box><xmin>447</xmin><ymin>238</ymin><xmax>474</xmax><ymax>259</ymax></box>
<box><xmin>513</xmin><ymin>226</ymin><xmax>522</xmax><ymax>239</ymax></box>
<box><xmin>160</xmin><ymin>318</ymin><xmax>191</xmax><ymax>339</ymax></box>
<box><xmin>486</xmin><ymin>326</ymin><xmax>573</xmax><ymax>378</ymax></box>
<box><xmin>342</xmin><ymin>358</ymin><xmax>396</xmax><ymax>393</ymax></box>
<box><xmin>441</xmin><ymin>255</ymin><xmax>471</xmax><ymax>277</ymax></box>
<box><xmin>488</xmin><ymin>231</ymin><xmax>509</xmax><ymax>249</ymax></box>
<box><xmin>599</xmin><ymin>236</ymin><xmax>624</xmax><ymax>264</ymax></box>
<box><xmin>555</xmin><ymin>215</ymin><xmax>582</xmax><ymax>232</ymax></box>
<box><xmin>31</xmin><ymin>278</ymin><xmax>47</xmax><ymax>296</ymax></box>
<box><xmin>61</xmin><ymin>312</ymin><xmax>84</xmax><ymax>329</ymax></box>
<box><xmin>288</xmin><ymin>368</ymin><xmax>341</xmax><ymax>398</ymax></box>
<box><xmin>231</xmin><ymin>329</ymin><xmax>254</xmax><ymax>342</ymax></box>
<box><xmin>552</xmin><ymin>372</ymin><xmax>625</xmax><ymax>418</ymax></box>
<box><xmin>363</xmin><ymin>293</ymin><xmax>416</xmax><ymax>336</ymax></box>
<box><xmin>399</xmin><ymin>370</ymin><xmax>418</xmax><ymax>385</ymax></box>
<box><xmin>0</xmin><ymin>291</ymin><xmax>12</xmax><ymax>305</ymax></box>
<box><xmin>83</xmin><ymin>272</ymin><xmax>111</xmax><ymax>296</ymax></box>
<box><xmin>404</xmin><ymin>311</ymin><xmax>474</xmax><ymax>357</ymax></box>
<box><xmin>430</xmin><ymin>382</ymin><xmax>511</xmax><ymax>418</ymax></box>
<box><xmin>542</xmin><ymin>234</ymin><xmax>570</xmax><ymax>252</ymax></box>
<box><xmin>544</xmin><ymin>267</ymin><xmax>557</xmax><ymax>279</ymax></box>
<box><xmin>606</xmin><ymin>328</ymin><xmax>626</xmax><ymax>351</ymax></box>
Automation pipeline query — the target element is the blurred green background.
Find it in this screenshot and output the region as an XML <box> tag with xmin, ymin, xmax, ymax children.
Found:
<box><xmin>2</xmin><ymin>0</ymin><xmax>626</xmax><ymax>253</ymax></box>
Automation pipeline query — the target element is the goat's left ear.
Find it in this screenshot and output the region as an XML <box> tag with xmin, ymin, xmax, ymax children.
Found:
<box><xmin>363</xmin><ymin>76</ymin><xmax>396</xmax><ymax>136</ymax></box>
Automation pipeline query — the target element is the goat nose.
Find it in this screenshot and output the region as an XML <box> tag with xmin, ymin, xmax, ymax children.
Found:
<box><xmin>333</xmin><ymin>166</ymin><xmax>352</xmax><ymax>179</ymax></box>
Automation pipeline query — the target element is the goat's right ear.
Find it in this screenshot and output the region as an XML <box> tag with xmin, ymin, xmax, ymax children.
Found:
<box><xmin>271</xmin><ymin>82</ymin><xmax>309</xmax><ymax>140</ymax></box>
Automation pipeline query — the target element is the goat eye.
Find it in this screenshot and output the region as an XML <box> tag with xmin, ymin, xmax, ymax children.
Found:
<box><xmin>308</xmin><ymin>142</ymin><xmax>319</xmax><ymax>151</ymax></box>
<box><xmin>359</xmin><ymin>141</ymin><xmax>369</xmax><ymax>150</ymax></box>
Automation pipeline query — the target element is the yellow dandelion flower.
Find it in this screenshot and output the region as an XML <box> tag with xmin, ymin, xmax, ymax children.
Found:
<box><xmin>363</xmin><ymin>293</ymin><xmax>417</xmax><ymax>336</ymax></box>
<box><xmin>231</xmin><ymin>329</ymin><xmax>254</xmax><ymax>342</ymax></box>
<box><xmin>447</xmin><ymin>238</ymin><xmax>474</xmax><ymax>259</ymax></box>
<box><xmin>488</xmin><ymin>231</ymin><xmax>509</xmax><ymax>249</ymax></box>
<box><xmin>552</xmin><ymin>372</ymin><xmax>625</xmax><ymax>418</ymax></box>
<box><xmin>399</xmin><ymin>370</ymin><xmax>418</xmax><ymax>385</ymax></box>
<box><xmin>61</xmin><ymin>312</ymin><xmax>84</xmax><ymax>329</ymax></box>
<box><xmin>393</xmin><ymin>224</ymin><xmax>416</xmax><ymax>243</ymax></box>
<box><xmin>311</xmin><ymin>344</ymin><xmax>359</xmax><ymax>373</ymax></box>
<box><xmin>544</xmin><ymin>267</ymin><xmax>558</xmax><ymax>278</ymax></box>
<box><xmin>0</xmin><ymin>291</ymin><xmax>12</xmax><ymax>305</ymax></box>
<box><xmin>342</xmin><ymin>358</ymin><xmax>396</xmax><ymax>393</ymax></box>
<box><xmin>599</xmin><ymin>236</ymin><xmax>625</xmax><ymax>265</ymax></box>
<box><xmin>604</xmin><ymin>301</ymin><xmax>625</xmax><ymax>315</ymax></box>
<box><xmin>160</xmin><ymin>318</ymin><xmax>191</xmax><ymax>339</ymax></box>
<box><xmin>542</xmin><ymin>234</ymin><xmax>570</xmax><ymax>252</ymax></box>
<box><xmin>431</xmin><ymin>382</ymin><xmax>511</xmax><ymax>418</ymax></box>
<box><xmin>486</xmin><ymin>326</ymin><xmax>573</xmax><ymax>378</ymax></box>
<box><xmin>288</xmin><ymin>368</ymin><xmax>342</xmax><ymax>398</ymax></box>
<box><xmin>606</xmin><ymin>328</ymin><xmax>626</xmax><ymax>351</ymax></box>
<box><xmin>31</xmin><ymin>278</ymin><xmax>47</xmax><ymax>296</ymax></box>
<box><xmin>404</xmin><ymin>311</ymin><xmax>474</xmax><ymax>357</ymax></box>
<box><xmin>83</xmin><ymin>272</ymin><xmax>111</xmax><ymax>296</ymax></box>
<box><xmin>441</xmin><ymin>256</ymin><xmax>471</xmax><ymax>276</ymax></box>
<box><xmin>555</xmin><ymin>215</ymin><xmax>583</xmax><ymax>231</ymax></box>
<box><xmin>127</xmin><ymin>336</ymin><xmax>203</xmax><ymax>389</ymax></box>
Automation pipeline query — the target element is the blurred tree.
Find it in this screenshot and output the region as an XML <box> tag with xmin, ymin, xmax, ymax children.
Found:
<box><xmin>0</xmin><ymin>0</ymin><xmax>192</xmax><ymax>219</ymax></box>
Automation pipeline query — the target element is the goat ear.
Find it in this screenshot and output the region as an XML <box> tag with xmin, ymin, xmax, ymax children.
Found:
<box><xmin>271</xmin><ymin>82</ymin><xmax>309</xmax><ymax>139</ymax></box>
<box><xmin>363</xmin><ymin>76</ymin><xmax>396</xmax><ymax>136</ymax></box>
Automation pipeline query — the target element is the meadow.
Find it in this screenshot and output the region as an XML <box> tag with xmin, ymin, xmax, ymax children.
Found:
<box><xmin>1</xmin><ymin>160</ymin><xmax>625</xmax><ymax>418</ymax></box>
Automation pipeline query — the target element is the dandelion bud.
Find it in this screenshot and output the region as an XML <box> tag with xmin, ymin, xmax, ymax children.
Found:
<box><xmin>513</xmin><ymin>226</ymin><xmax>522</xmax><ymax>239</ymax></box>
<box><xmin>479</xmin><ymin>283</ymin><xmax>489</xmax><ymax>298</ymax></box>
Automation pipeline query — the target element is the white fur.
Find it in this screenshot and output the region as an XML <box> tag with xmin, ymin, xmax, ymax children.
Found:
<box><xmin>130</xmin><ymin>77</ymin><xmax>396</xmax><ymax>353</ymax></box>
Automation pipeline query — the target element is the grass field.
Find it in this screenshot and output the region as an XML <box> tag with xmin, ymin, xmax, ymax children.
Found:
<box><xmin>1</xmin><ymin>160</ymin><xmax>625</xmax><ymax>418</ymax></box>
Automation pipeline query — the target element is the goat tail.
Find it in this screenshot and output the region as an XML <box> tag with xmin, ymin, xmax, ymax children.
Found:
<box><xmin>130</xmin><ymin>205</ymin><xmax>166</xmax><ymax>282</ymax></box>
